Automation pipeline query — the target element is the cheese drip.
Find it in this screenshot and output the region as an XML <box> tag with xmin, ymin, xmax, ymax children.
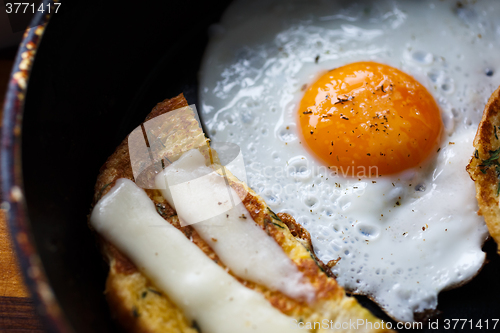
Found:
<box><xmin>91</xmin><ymin>179</ymin><xmax>299</xmax><ymax>333</ymax></box>
<box><xmin>155</xmin><ymin>149</ymin><xmax>315</xmax><ymax>302</ymax></box>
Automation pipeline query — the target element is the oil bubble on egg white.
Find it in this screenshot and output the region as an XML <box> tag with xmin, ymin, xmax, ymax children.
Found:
<box><xmin>199</xmin><ymin>0</ymin><xmax>497</xmax><ymax>322</ymax></box>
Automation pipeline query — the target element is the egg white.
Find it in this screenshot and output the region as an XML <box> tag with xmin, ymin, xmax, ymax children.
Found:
<box><xmin>199</xmin><ymin>0</ymin><xmax>498</xmax><ymax>322</ymax></box>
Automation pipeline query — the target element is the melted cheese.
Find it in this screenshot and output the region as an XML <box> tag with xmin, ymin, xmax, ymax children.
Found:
<box><xmin>91</xmin><ymin>179</ymin><xmax>299</xmax><ymax>333</ymax></box>
<box><xmin>155</xmin><ymin>149</ymin><xmax>315</xmax><ymax>302</ymax></box>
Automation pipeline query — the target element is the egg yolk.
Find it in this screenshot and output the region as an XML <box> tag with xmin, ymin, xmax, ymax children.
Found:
<box><xmin>298</xmin><ymin>61</ymin><xmax>442</xmax><ymax>176</ymax></box>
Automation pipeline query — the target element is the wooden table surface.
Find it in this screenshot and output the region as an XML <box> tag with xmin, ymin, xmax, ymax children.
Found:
<box><xmin>1</xmin><ymin>55</ymin><xmax>45</xmax><ymax>331</ymax></box>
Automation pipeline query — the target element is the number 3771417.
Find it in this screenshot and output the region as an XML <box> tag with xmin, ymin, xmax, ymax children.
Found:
<box><xmin>443</xmin><ymin>319</ymin><xmax>499</xmax><ymax>330</ymax></box>
<box><xmin>5</xmin><ymin>2</ymin><xmax>61</xmax><ymax>14</ymax></box>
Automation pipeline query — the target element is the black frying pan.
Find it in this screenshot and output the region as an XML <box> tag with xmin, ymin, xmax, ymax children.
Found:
<box><xmin>2</xmin><ymin>0</ymin><xmax>500</xmax><ymax>332</ymax></box>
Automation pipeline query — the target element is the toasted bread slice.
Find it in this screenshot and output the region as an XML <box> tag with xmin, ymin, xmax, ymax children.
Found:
<box><xmin>467</xmin><ymin>86</ymin><xmax>500</xmax><ymax>254</ymax></box>
<box><xmin>90</xmin><ymin>94</ymin><xmax>392</xmax><ymax>332</ymax></box>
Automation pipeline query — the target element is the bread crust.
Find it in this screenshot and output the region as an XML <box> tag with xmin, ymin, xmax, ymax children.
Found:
<box><xmin>467</xmin><ymin>86</ymin><xmax>500</xmax><ymax>254</ymax></box>
<box><xmin>90</xmin><ymin>94</ymin><xmax>393</xmax><ymax>332</ymax></box>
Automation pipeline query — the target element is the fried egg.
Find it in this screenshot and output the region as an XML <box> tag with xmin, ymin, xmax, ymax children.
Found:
<box><xmin>199</xmin><ymin>0</ymin><xmax>499</xmax><ymax>322</ymax></box>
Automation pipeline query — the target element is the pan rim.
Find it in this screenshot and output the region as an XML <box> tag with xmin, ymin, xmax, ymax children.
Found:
<box><xmin>0</xmin><ymin>1</ymin><xmax>73</xmax><ymax>332</ymax></box>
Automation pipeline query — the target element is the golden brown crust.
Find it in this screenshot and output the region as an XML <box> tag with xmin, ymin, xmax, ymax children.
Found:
<box><xmin>278</xmin><ymin>212</ymin><xmax>311</xmax><ymax>240</ymax></box>
<box><xmin>91</xmin><ymin>94</ymin><xmax>393</xmax><ymax>332</ymax></box>
<box><xmin>467</xmin><ymin>85</ymin><xmax>500</xmax><ymax>254</ymax></box>
<box><xmin>105</xmin><ymin>259</ymin><xmax>198</xmax><ymax>333</ymax></box>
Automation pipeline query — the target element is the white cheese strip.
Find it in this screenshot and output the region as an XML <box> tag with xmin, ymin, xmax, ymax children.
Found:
<box><xmin>90</xmin><ymin>178</ymin><xmax>298</xmax><ymax>333</ymax></box>
<box><xmin>155</xmin><ymin>149</ymin><xmax>315</xmax><ymax>302</ymax></box>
